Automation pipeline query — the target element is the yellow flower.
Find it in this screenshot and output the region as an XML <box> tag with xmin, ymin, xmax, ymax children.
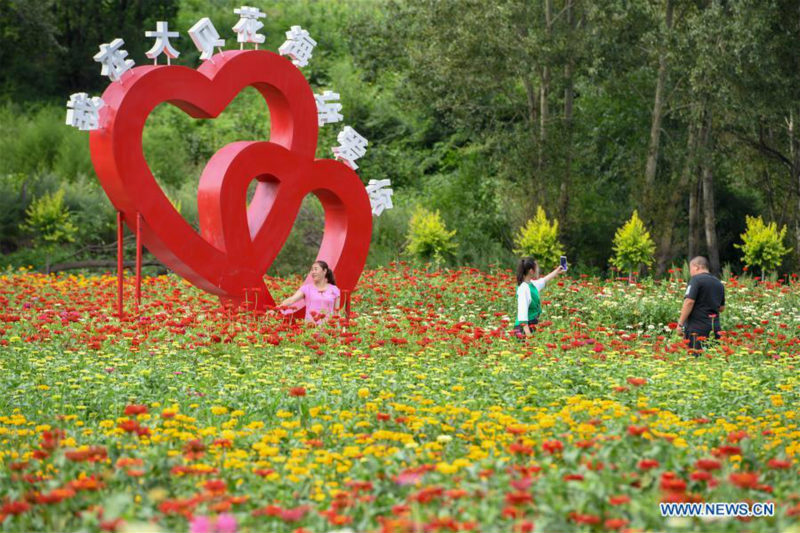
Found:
<box><xmin>211</xmin><ymin>406</ymin><xmax>228</xmax><ymax>416</ymax></box>
<box><xmin>436</xmin><ymin>462</ymin><xmax>458</xmax><ymax>474</ymax></box>
<box><xmin>358</xmin><ymin>388</ymin><xmax>370</xmax><ymax>399</ymax></box>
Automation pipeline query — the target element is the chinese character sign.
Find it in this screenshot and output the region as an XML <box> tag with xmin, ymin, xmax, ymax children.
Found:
<box><xmin>232</xmin><ymin>6</ymin><xmax>266</xmax><ymax>47</ymax></box>
<box><xmin>279</xmin><ymin>26</ymin><xmax>317</xmax><ymax>67</ymax></box>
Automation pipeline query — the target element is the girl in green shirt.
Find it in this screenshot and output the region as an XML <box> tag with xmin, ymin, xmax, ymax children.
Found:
<box><xmin>514</xmin><ymin>257</ymin><xmax>564</xmax><ymax>338</ymax></box>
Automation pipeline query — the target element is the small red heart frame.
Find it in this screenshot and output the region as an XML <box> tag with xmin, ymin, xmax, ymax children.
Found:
<box><xmin>89</xmin><ymin>50</ymin><xmax>372</xmax><ymax>310</ymax></box>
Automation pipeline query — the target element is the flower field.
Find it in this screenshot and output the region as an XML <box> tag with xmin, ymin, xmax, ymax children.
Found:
<box><xmin>1</xmin><ymin>265</ymin><xmax>799</xmax><ymax>532</ymax></box>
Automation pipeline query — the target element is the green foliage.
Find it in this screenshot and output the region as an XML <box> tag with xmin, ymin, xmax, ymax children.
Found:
<box><xmin>611</xmin><ymin>210</ymin><xmax>655</xmax><ymax>278</ymax></box>
<box><xmin>513</xmin><ymin>207</ymin><xmax>564</xmax><ymax>268</ymax></box>
<box><xmin>19</xmin><ymin>188</ymin><xmax>77</xmax><ymax>248</ymax></box>
<box><xmin>405</xmin><ymin>206</ymin><xmax>457</xmax><ymax>265</ymax></box>
<box><xmin>735</xmin><ymin>215</ymin><xmax>791</xmax><ymax>276</ymax></box>
<box><xmin>0</xmin><ymin>0</ymin><xmax>179</xmax><ymax>100</ymax></box>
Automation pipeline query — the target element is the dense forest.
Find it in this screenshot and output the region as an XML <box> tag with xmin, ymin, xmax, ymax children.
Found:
<box><xmin>1</xmin><ymin>0</ymin><xmax>798</xmax><ymax>276</ymax></box>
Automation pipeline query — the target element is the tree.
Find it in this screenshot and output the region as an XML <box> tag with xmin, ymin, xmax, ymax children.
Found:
<box><xmin>513</xmin><ymin>206</ymin><xmax>564</xmax><ymax>267</ymax></box>
<box><xmin>405</xmin><ymin>206</ymin><xmax>457</xmax><ymax>266</ymax></box>
<box><xmin>611</xmin><ymin>210</ymin><xmax>655</xmax><ymax>281</ymax></box>
<box><xmin>735</xmin><ymin>215</ymin><xmax>791</xmax><ymax>278</ymax></box>
<box><xmin>19</xmin><ymin>188</ymin><xmax>77</xmax><ymax>272</ymax></box>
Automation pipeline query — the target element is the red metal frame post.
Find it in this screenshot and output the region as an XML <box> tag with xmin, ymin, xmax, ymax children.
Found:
<box><xmin>343</xmin><ymin>289</ymin><xmax>351</xmax><ymax>329</ymax></box>
<box><xmin>135</xmin><ymin>212</ymin><xmax>142</xmax><ymax>308</ymax></box>
<box><xmin>116</xmin><ymin>211</ymin><xmax>124</xmax><ymax>318</ymax></box>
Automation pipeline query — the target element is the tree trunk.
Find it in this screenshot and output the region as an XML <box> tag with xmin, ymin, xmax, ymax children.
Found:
<box><xmin>558</xmin><ymin>0</ymin><xmax>575</xmax><ymax>225</ymax></box>
<box><xmin>701</xmin><ymin>165</ymin><xmax>720</xmax><ymax>274</ymax></box>
<box><xmin>523</xmin><ymin>78</ymin><xmax>542</xmax><ymax>207</ymax></box>
<box><xmin>539</xmin><ymin>0</ymin><xmax>553</xmax><ymax>173</ymax></box>
<box><xmin>643</xmin><ymin>0</ymin><xmax>674</xmax><ymax>218</ymax></box>
<box><xmin>689</xmin><ymin>178</ymin><xmax>700</xmax><ymax>260</ymax></box>
<box><xmin>790</xmin><ymin>110</ymin><xmax>800</xmax><ymax>273</ymax></box>
<box><xmin>655</xmin><ymin>123</ymin><xmax>697</xmax><ymax>275</ymax></box>
<box><xmin>699</xmin><ymin>110</ymin><xmax>720</xmax><ymax>274</ymax></box>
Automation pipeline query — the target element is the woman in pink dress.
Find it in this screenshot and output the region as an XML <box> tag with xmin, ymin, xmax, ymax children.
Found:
<box><xmin>279</xmin><ymin>261</ymin><xmax>341</xmax><ymax>323</ymax></box>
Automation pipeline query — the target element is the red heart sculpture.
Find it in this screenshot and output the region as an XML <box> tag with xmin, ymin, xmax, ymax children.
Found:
<box><xmin>89</xmin><ymin>50</ymin><xmax>372</xmax><ymax>310</ymax></box>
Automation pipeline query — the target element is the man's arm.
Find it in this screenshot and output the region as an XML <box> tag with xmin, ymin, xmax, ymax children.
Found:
<box><xmin>679</xmin><ymin>298</ymin><xmax>695</xmax><ymax>329</ymax></box>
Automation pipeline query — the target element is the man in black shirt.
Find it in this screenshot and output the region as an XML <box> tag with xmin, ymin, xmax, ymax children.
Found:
<box><xmin>678</xmin><ymin>256</ymin><xmax>725</xmax><ymax>352</ymax></box>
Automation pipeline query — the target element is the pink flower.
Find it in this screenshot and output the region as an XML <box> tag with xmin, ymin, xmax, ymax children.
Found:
<box><xmin>215</xmin><ymin>513</ymin><xmax>237</xmax><ymax>533</ymax></box>
<box><xmin>189</xmin><ymin>516</ymin><xmax>211</xmax><ymax>533</ymax></box>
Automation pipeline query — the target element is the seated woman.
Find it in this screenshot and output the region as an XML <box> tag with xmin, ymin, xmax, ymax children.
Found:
<box><xmin>279</xmin><ymin>261</ymin><xmax>341</xmax><ymax>324</ymax></box>
<box><xmin>514</xmin><ymin>257</ymin><xmax>564</xmax><ymax>338</ymax></box>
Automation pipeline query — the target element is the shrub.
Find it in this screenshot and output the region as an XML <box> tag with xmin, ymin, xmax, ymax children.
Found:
<box><xmin>610</xmin><ymin>210</ymin><xmax>655</xmax><ymax>281</ymax></box>
<box><xmin>19</xmin><ymin>188</ymin><xmax>78</xmax><ymax>271</ymax></box>
<box><xmin>513</xmin><ymin>206</ymin><xmax>564</xmax><ymax>268</ymax></box>
<box><xmin>735</xmin><ymin>215</ymin><xmax>791</xmax><ymax>277</ymax></box>
<box><xmin>405</xmin><ymin>206</ymin><xmax>457</xmax><ymax>265</ymax></box>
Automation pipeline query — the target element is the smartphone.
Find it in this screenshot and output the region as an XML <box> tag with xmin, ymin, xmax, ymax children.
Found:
<box><xmin>560</xmin><ymin>256</ymin><xmax>568</xmax><ymax>271</ymax></box>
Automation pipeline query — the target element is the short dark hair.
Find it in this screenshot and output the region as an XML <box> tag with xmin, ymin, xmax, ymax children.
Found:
<box><xmin>690</xmin><ymin>256</ymin><xmax>710</xmax><ymax>271</ymax></box>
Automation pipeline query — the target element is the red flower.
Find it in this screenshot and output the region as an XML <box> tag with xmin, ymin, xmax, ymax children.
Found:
<box><xmin>563</xmin><ymin>474</ymin><xmax>584</xmax><ymax>482</ymax></box>
<box><xmin>690</xmin><ymin>471</ymin><xmax>712</xmax><ymax>482</ymax></box>
<box><xmin>608</xmin><ymin>495</ymin><xmax>630</xmax><ymax>505</ymax></box>
<box><xmin>204</xmin><ymin>479</ymin><xmax>227</xmax><ymax>493</ymax></box>
<box><xmin>660</xmin><ymin>478</ymin><xmax>687</xmax><ymax>492</ymax></box>
<box><xmin>505</xmin><ymin>491</ymin><xmax>533</xmax><ymax>506</ymax></box>
<box><xmin>509</xmin><ymin>441</ymin><xmax>534</xmax><ymax>455</ymax></box>
<box><xmin>767</xmin><ymin>458</ymin><xmax>792</xmax><ymax>470</ymax></box>
<box><xmin>510</xmin><ymin>478</ymin><xmax>533</xmax><ymax>491</ymax></box>
<box><xmin>289</xmin><ymin>387</ymin><xmax>307</xmax><ymax>397</ymax></box>
<box><xmin>627</xmin><ymin>377</ymin><xmax>647</xmax><ymax>386</ymax></box>
<box><xmin>627</xmin><ymin>425</ymin><xmax>648</xmax><ymax>436</ymax></box>
<box><xmin>695</xmin><ymin>458</ymin><xmax>722</xmax><ymax>471</ymax></box>
<box><xmin>604</xmin><ymin>518</ymin><xmax>629</xmax><ymax>530</ymax></box>
<box><xmin>569</xmin><ymin>512</ymin><xmax>601</xmax><ymax>525</ymax></box>
<box><xmin>118</xmin><ymin>420</ymin><xmax>139</xmax><ymax>433</ymax></box>
<box><xmin>445</xmin><ymin>489</ymin><xmax>468</xmax><ymax>500</ymax></box>
<box><xmin>252</xmin><ymin>505</ymin><xmax>283</xmax><ymax>517</ymax></box>
<box><xmin>542</xmin><ymin>440</ymin><xmax>564</xmax><ymax>454</ymax></box>
<box><xmin>713</xmin><ymin>445</ymin><xmax>742</xmax><ymax>457</ymax></box>
<box><xmin>637</xmin><ymin>459</ymin><xmax>660</xmax><ymax>470</ymax></box>
<box><xmin>727</xmin><ymin>430</ymin><xmax>748</xmax><ymax>443</ymax></box>
<box><xmin>124</xmin><ymin>404</ymin><xmax>148</xmax><ymax>416</ymax></box>
<box><xmin>1</xmin><ymin>500</ymin><xmax>30</xmax><ymax>515</ymax></box>
<box><xmin>280</xmin><ymin>506</ymin><xmax>309</xmax><ymax>523</ymax></box>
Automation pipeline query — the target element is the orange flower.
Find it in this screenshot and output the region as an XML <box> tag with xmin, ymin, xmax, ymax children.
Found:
<box><xmin>729</xmin><ymin>472</ymin><xmax>759</xmax><ymax>489</ymax></box>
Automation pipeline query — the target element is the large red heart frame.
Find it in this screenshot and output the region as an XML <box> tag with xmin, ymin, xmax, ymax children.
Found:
<box><xmin>90</xmin><ymin>50</ymin><xmax>372</xmax><ymax>311</ymax></box>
